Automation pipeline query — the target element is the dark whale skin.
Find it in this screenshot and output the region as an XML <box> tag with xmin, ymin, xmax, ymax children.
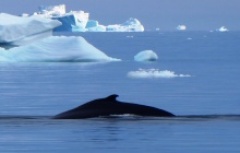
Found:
<box><xmin>53</xmin><ymin>94</ymin><xmax>175</xmax><ymax>119</ymax></box>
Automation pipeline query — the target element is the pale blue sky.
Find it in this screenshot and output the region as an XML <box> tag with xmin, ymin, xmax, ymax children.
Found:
<box><xmin>0</xmin><ymin>0</ymin><xmax>240</xmax><ymax>31</ymax></box>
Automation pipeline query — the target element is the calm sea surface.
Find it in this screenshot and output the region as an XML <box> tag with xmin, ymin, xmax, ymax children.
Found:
<box><xmin>0</xmin><ymin>32</ymin><xmax>240</xmax><ymax>152</ymax></box>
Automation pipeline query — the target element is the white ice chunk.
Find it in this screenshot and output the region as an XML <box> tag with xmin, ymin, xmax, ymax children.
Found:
<box><xmin>134</xmin><ymin>50</ymin><xmax>158</xmax><ymax>62</ymax></box>
<box><xmin>0</xmin><ymin>13</ymin><xmax>61</xmax><ymax>45</ymax></box>
<box><xmin>0</xmin><ymin>36</ymin><xmax>121</xmax><ymax>62</ymax></box>
<box><xmin>127</xmin><ymin>69</ymin><xmax>191</xmax><ymax>79</ymax></box>
<box><xmin>176</xmin><ymin>25</ymin><xmax>187</xmax><ymax>31</ymax></box>
<box><xmin>217</xmin><ymin>26</ymin><xmax>229</xmax><ymax>32</ymax></box>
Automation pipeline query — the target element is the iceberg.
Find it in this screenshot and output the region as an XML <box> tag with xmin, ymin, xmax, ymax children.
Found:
<box><xmin>107</xmin><ymin>18</ymin><xmax>144</xmax><ymax>32</ymax></box>
<box><xmin>32</xmin><ymin>4</ymin><xmax>144</xmax><ymax>32</ymax></box>
<box><xmin>34</xmin><ymin>4</ymin><xmax>89</xmax><ymax>32</ymax></box>
<box><xmin>217</xmin><ymin>26</ymin><xmax>229</xmax><ymax>32</ymax></box>
<box><xmin>0</xmin><ymin>36</ymin><xmax>121</xmax><ymax>62</ymax></box>
<box><xmin>53</xmin><ymin>13</ymin><xmax>87</xmax><ymax>32</ymax></box>
<box><xmin>134</xmin><ymin>50</ymin><xmax>158</xmax><ymax>62</ymax></box>
<box><xmin>53</xmin><ymin>11</ymin><xmax>90</xmax><ymax>32</ymax></box>
<box><xmin>0</xmin><ymin>13</ymin><xmax>61</xmax><ymax>46</ymax></box>
<box><xmin>176</xmin><ymin>25</ymin><xmax>187</xmax><ymax>31</ymax></box>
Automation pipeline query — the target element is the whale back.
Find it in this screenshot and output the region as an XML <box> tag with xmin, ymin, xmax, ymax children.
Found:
<box><xmin>78</xmin><ymin>94</ymin><xmax>119</xmax><ymax>109</ymax></box>
<box><xmin>117</xmin><ymin>102</ymin><xmax>175</xmax><ymax>117</ymax></box>
<box><xmin>53</xmin><ymin>94</ymin><xmax>175</xmax><ymax>119</ymax></box>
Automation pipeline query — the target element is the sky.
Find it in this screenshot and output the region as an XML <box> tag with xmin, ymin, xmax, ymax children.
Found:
<box><xmin>0</xmin><ymin>0</ymin><xmax>240</xmax><ymax>31</ymax></box>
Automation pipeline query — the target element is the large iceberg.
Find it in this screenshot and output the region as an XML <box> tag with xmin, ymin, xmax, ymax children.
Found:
<box><xmin>31</xmin><ymin>4</ymin><xmax>144</xmax><ymax>32</ymax></box>
<box><xmin>33</xmin><ymin>4</ymin><xmax>89</xmax><ymax>32</ymax></box>
<box><xmin>53</xmin><ymin>13</ymin><xmax>87</xmax><ymax>32</ymax></box>
<box><xmin>0</xmin><ymin>36</ymin><xmax>120</xmax><ymax>62</ymax></box>
<box><xmin>0</xmin><ymin>13</ymin><xmax>61</xmax><ymax>46</ymax></box>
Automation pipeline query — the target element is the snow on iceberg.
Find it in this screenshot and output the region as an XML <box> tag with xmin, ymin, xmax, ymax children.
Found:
<box><xmin>0</xmin><ymin>13</ymin><xmax>61</xmax><ymax>46</ymax></box>
<box><xmin>38</xmin><ymin>4</ymin><xmax>67</xmax><ymax>16</ymax></box>
<box><xmin>127</xmin><ymin>69</ymin><xmax>191</xmax><ymax>79</ymax></box>
<box><xmin>134</xmin><ymin>50</ymin><xmax>158</xmax><ymax>62</ymax></box>
<box><xmin>0</xmin><ymin>36</ymin><xmax>121</xmax><ymax>62</ymax></box>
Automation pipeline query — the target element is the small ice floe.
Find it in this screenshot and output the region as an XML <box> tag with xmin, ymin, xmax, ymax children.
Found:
<box><xmin>134</xmin><ymin>50</ymin><xmax>158</xmax><ymax>62</ymax></box>
<box><xmin>126</xmin><ymin>35</ymin><xmax>134</xmax><ymax>38</ymax></box>
<box><xmin>127</xmin><ymin>68</ymin><xmax>191</xmax><ymax>79</ymax></box>
<box><xmin>217</xmin><ymin>26</ymin><xmax>229</xmax><ymax>32</ymax></box>
<box><xmin>176</xmin><ymin>25</ymin><xmax>187</xmax><ymax>31</ymax></box>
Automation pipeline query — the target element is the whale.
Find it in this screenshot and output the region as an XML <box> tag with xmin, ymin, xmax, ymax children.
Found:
<box><xmin>53</xmin><ymin>94</ymin><xmax>175</xmax><ymax>119</ymax></box>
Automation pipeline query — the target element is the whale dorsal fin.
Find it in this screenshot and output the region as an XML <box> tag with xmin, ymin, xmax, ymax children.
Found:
<box><xmin>105</xmin><ymin>94</ymin><xmax>119</xmax><ymax>102</ymax></box>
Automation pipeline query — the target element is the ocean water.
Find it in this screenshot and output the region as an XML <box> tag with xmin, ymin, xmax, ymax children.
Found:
<box><xmin>0</xmin><ymin>32</ymin><xmax>240</xmax><ymax>152</ymax></box>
